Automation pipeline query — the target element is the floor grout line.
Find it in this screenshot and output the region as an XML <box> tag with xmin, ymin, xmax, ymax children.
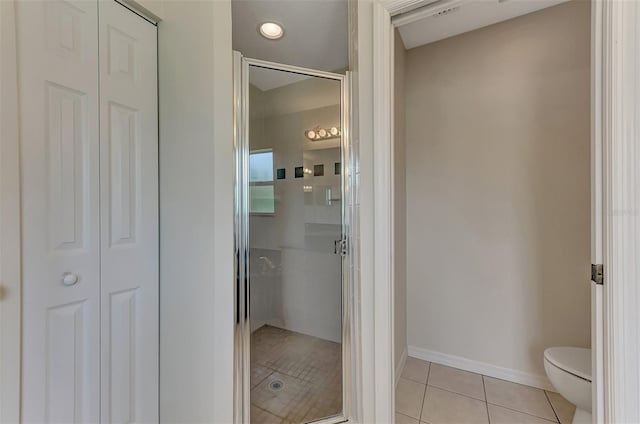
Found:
<box><xmin>250</xmin><ymin>403</ymin><xmax>286</xmax><ymax>420</ymax></box>
<box><xmin>418</xmin><ymin>362</ymin><xmax>432</xmax><ymax>421</ymax></box>
<box><xmin>251</xmin><ymin>367</ymin><xmax>274</xmax><ymax>390</ymax></box>
<box><xmin>482</xmin><ymin>375</ymin><xmax>491</xmax><ymax>423</ymax></box>
<box><xmin>396</xmin><ymin>411</ymin><xmax>419</xmax><ymax>423</ymax></box>
<box><xmin>398</xmin><ymin>374</ymin><xmax>489</xmax><ymax>405</ymax></box>
<box><xmin>544</xmin><ymin>390</ymin><xmax>562</xmax><ymax>423</ymax></box>
<box><xmin>483</xmin><ymin>373</ymin><xmax>552</xmax><ymax>391</ymax></box>
<box><xmin>486</xmin><ymin>401</ymin><xmax>559</xmax><ymax>423</ymax></box>
<box><xmin>426</xmin><ymin>382</ymin><xmax>487</xmax><ymax>402</ymax></box>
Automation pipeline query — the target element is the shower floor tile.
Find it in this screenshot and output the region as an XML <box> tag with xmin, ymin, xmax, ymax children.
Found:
<box><xmin>250</xmin><ymin>325</ymin><xmax>342</xmax><ymax>424</ymax></box>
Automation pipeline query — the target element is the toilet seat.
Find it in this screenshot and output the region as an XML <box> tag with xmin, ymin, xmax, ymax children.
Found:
<box><xmin>544</xmin><ymin>347</ymin><xmax>591</xmax><ymax>382</ymax></box>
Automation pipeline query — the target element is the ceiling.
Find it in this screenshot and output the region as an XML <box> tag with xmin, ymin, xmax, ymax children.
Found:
<box><xmin>396</xmin><ymin>0</ymin><xmax>571</xmax><ymax>50</ymax></box>
<box><xmin>232</xmin><ymin>0</ymin><xmax>349</xmax><ymax>91</ymax></box>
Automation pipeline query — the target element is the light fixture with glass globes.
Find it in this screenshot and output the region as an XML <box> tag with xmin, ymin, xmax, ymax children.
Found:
<box><xmin>305</xmin><ymin>126</ymin><xmax>341</xmax><ymax>141</ymax></box>
<box><xmin>259</xmin><ymin>22</ymin><xmax>284</xmax><ymax>40</ymax></box>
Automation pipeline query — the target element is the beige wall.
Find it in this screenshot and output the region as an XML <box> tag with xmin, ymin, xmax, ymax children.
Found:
<box><xmin>404</xmin><ymin>0</ymin><xmax>591</xmax><ymax>381</ymax></box>
<box><xmin>394</xmin><ymin>29</ymin><xmax>408</xmax><ymax>376</ymax></box>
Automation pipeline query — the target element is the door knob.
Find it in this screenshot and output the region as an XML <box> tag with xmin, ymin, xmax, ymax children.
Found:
<box><xmin>61</xmin><ymin>272</ymin><xmax>79</xmax><ymax>286</ymax></box>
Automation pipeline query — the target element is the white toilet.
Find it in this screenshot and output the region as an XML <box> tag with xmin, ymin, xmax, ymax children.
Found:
<box><xmin>544</xmin><ymin>347</ymin><xmax>592</xmax><ymax>424</ymax></box>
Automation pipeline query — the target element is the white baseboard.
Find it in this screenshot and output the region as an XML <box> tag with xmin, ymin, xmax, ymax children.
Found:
<box><xmin>396</xmin><ymin>347</ymin><xmax>408</xmax><ymax>387</ymax></box>
<box><xmin>408</xmin><ymin>345</ymin><xmax>554</xmax><ymax>391</ymax></box>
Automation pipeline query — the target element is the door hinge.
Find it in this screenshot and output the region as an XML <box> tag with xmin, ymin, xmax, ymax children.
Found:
<box><xmin>591</xmin><ymin>264</ymin><xmax>604</xmax><ymax>285</ymax></box>
<box><xmin>334</xmin><ymin>239</ymin><xmax>348</xmax><ymax>257</ymax></box>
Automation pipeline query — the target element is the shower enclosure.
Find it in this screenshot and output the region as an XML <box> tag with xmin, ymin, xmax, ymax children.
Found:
<box><xmin>233</xmin><ymin>53</ymin><xmax>354</xmax><ymax>424</ymax></box>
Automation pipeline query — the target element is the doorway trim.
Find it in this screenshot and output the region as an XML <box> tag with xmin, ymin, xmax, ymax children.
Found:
<box><xmin>0</xmin><ymin>1</ymin><xmax>21</xmax><ymax>422</ymax></box>
<box><xmin>366</xmin><ymin>0</ymin><xmax>640</xmax><ymax>422</ymax></box>
<box><xmin>597</xmin><ymin>1</ymin><xmax>640</xmax><ymax>422</ymax></box>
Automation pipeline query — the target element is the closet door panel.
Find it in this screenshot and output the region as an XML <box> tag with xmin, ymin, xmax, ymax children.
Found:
<box><xmin>98</xmin><ymin>2</ymin><xmax>159</xmax><ymax>422</ymax></box>
<box><xmin>16</xmin><ymin>1</ymin><xmax>101</xmax><ymax>422</ymax></box>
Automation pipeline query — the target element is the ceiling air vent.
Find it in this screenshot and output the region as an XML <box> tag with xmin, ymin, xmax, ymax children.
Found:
<box><xmin>433</xmin><ymin>6</ymin><xmax>460</xmax><ymax>17</ymax></box>
<box><xmin>391</xmin><ymin>0</ymin><xmax>465</xmax><ymax>27</ymax></box>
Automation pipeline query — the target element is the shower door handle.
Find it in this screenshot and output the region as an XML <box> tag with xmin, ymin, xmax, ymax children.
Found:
<box><xmin>334</xmin><ymin>239</ymin><xmax>348</xmax><ymax>257</ymax></box>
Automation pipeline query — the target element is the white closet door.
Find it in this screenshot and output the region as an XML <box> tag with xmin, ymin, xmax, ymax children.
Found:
<box><xmin>98</xmin><ymin>2</ymin><xmax>159</xmax><ymax>422</ymax></box>
<box><xmin>17</xmin><ymin>1</ymin><xmax>101</xmax><ymax>422</ymax></box>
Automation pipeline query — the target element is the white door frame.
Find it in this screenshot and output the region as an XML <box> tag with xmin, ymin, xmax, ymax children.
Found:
<box><xmin>0</xmin><ymin>0</ymin><xmax>21</xmax><ymax>422</ymax></box>
<box><xmin>597</xmin><ymin>1</ymin><xmax>640</xmax><ymax>422</ymax></box>
<box><xmin>362</xmin><ymin>0</ymin><xmax>640</xmax><ymax>422</ymax></box>
<box><xmin>354</xmin><ymin>1</ymin><xmax>395</xmax><ymax>422</ymax></box>
<box><xmin>590</xmin><ymin>1</ymin><xmax>604</xmax><ymax>422</ymax></box>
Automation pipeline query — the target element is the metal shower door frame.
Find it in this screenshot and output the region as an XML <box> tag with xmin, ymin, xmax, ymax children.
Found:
<box><xmin>233</xmin><ymin>52</ymin><xmax>356</xmax><ymax>424</ymax></box>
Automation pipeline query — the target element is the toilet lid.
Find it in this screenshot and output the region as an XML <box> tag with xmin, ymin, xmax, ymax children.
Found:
<box><xmin>544</xmin><ymin>347</ymin><xmax>591</xmax><ymax>382</ymax></box>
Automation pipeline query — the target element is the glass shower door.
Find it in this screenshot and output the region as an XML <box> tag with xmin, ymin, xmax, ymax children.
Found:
<box><xmin>235</xmin><ymin>55</ymin><xmax>350</xmax><ymax>424</ymax></box>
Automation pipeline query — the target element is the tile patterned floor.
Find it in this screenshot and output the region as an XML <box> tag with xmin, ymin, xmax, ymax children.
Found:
<box><xmin>396</xmin><ymin>357</ymin><xmax>576</xmax><ymax>424</ymax></box>
<box><xmin>250</xmin><ymin>325</ymin><xmax>342</xmax><ymax>424</ymax></box>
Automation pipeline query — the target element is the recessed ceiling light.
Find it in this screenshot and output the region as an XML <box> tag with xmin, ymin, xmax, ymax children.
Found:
<box><xmin>259</xmin><ymin>22</ymin><xmax>284</xmax><ymax>40</ymax></box>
